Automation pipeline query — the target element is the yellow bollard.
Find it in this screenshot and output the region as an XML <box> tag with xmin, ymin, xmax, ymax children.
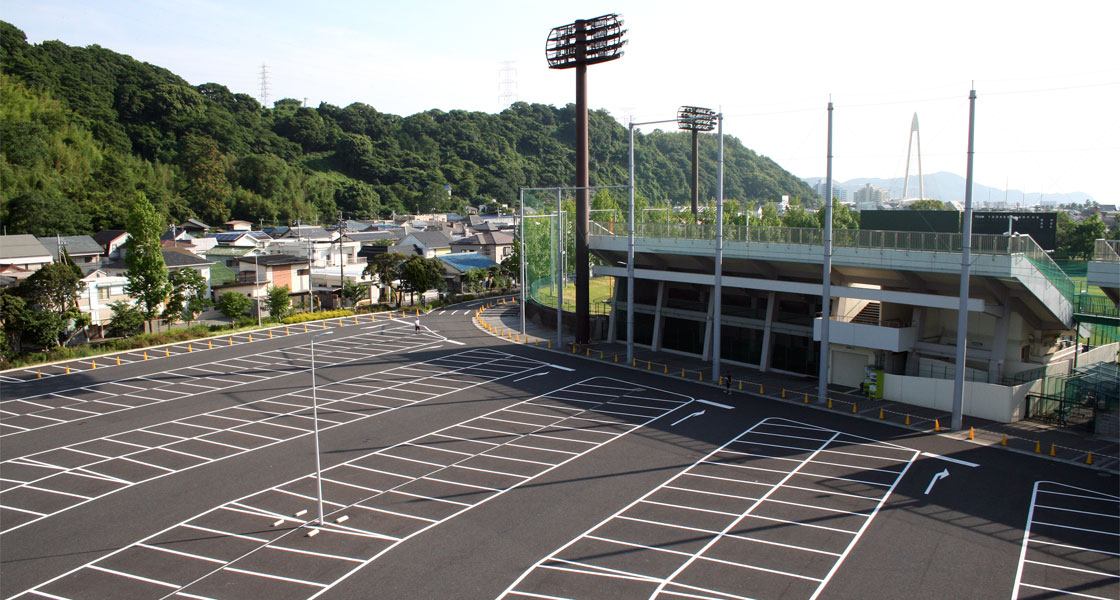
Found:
<box><xmin>827</xmin><ymin>398</ymin><xmax>833</xmax><ymax>409</ymax></box>
<box><xmin>1001</xmin><ymin>434</ymin><xmax>1007</xmax><ymax>446</ymax></box>
<box><xmin>934</xmin><ymin>419</ymin><xmax>941</xmax><ymax>432</ymax></box>
<box><xmin>1034</xmin><ymin>441</ymin><xmax>1041</xmax><ymax>454</ymax></box>
<box><xmin>968</xmin><ymin>427</ymin><xmax>975</xmax><ymax>440</ymax></box>
<box><xmin>1086</xmin><ymin>452</ymin><xmax>1093</xmax><ymax>465</ymax></box>
<box><xmin>1049</xmin><ymin>443</ymin><xmax>1056</xmax><ymax>457</ymax></box>
<box><xmin>91</xmin><ymin>360</ymin><xmax>97</xmax><ymax>369</ymax></box>
<box><xmin>878</xmin><ymin>408</ymin><xmax>884</xmax><ymax>419</ymax></box>
<box><xmin>852</xmin><ymin>403</ymin><xmax>858</xmax><ymax>414</ymax></box>
<box><xmin>905</xmin><ymin>414</ymin><xmax>911</xmax><ymax>425</ymax></box>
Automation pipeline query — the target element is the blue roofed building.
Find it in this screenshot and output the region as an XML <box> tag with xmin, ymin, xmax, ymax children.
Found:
<box><xmin>438</xmin><ymin>251</ymin><xmax>498</xmax><ymax>293</ymax></box>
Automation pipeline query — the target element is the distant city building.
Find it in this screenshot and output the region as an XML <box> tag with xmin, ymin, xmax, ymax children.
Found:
<box><xmin>854</xmin><ymin>183</ymin><xmax>890</xmax><ymax>206</ymax></box>
<box><xmin>814</xmin><ymin>180</ymin><xmax>847</xmax><ymax>203</ymax></box>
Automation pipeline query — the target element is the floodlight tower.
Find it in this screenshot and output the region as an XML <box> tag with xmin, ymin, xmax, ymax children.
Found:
<box><xmin>678</xmin><ymin>106</ymin><xmax>717</xmax><ymax>221</ymax></box>
<box><xmin>546</xmin><ymin>13</ymin><xmax>627</xmax><ymax>345</ymax></box>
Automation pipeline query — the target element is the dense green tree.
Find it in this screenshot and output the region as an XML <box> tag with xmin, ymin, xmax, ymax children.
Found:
<box><xmin>908</xmin><ymin>199</ymin><xmax>949</xmax><ymax>211</ymax></box>
<box><xmin>266</xmin><ymin>285</ymin><xmax>291</xmax><ymax>319</ymax></box>
<box><xmin>123</xmin><ymin>192</ymin><xmax>170</xmax><ymax>332</ymax></box>
<box><xmin>163</xmin><ymin>268</ymin><xmax>211</xmax><ymax>325</ymax></box>
<box><xmin>107</xmin><ymin>300</ymin><xmax>145</xmax><ymax>337</ymax></box>
<box><xmin>398</xmin><ymin>256</ymin><xmax>445</xmax><ymax>303</ymax></box>
<box><xmin>216</xmin><ymin>291</ymin><xmax>254</xmax><ymax>320</ymax></box>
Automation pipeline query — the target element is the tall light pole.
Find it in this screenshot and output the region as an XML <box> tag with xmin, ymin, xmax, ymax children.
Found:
<box><xmin>547</xmin><ymin>13</ymin><xmax>627</xmax><ymax>345</ymax></box>
<box><xmin>254</xmin><ymin>251</ymin><xmax>262</xmax><ymax>328</ymax></box>
<box><xmin>677</xmin><ymin>106</ymin><xmax>716</xmax><ymax>222</ymax></box>
<box><xmin>310</xmin><ymin>330</ymin><xmax>333</xmax><ymax>526</ymax></box>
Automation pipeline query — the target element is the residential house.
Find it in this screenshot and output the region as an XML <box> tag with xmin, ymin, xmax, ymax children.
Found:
<box><xmin>92</xmin><ymin>230</ymin><xmax>129</xmax><ymax>260</ymax></box>
<box><xmin>0</xmin><ymin>235</ymin><xmax>53</xmax><ymax>272</ymax></box>
<box><xmin>438</xmin><ymin>251</ymin><xmax>499</xmax><ymax>294</ymax></box>
<box><xmin>449</xmin><ymin>231</ymin><xmax>515</xmax><ymax>263</ymax></box>
<box><xmin>36</xmin><ymin>235</ymin><xmax>105</xmax><ymax>273</ymax></box>
<box><xmin>223</xmin><ymin>220</ymin><xmax>254</xmax><ymax>232</ymax></box>
<box><xmin>389</xmin><ymin>231</ymin><xmax>453</xmax><ymax>258</ymax></box>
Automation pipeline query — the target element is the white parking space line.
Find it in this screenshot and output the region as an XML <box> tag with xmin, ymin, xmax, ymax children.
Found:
<box><xmin>15</xmin><ymin>377</ymin><xmax>692</xmax><ymax>600</ymax></box>
<box><xmin>1012</xmin><ymin>481</ymin><xmax>1120</xmax><ymax>600</ymax></box>
<box><xmin>500</xmin><ymin>417</ymin><xmax>919</xmax><ymax>600</ymax></box>
<box><xmin>1</xmin><ymin>327</ymin><xmax>453</xmax><ymax>437</ymax></box>
<box><xmin>0</xmin><ymin>348</ymin><xmax>553</xmax><ymax>535</ymax></box>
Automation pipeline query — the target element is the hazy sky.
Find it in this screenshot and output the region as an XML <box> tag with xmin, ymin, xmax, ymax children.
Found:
<box><xmin>5</xmin><ymin>0</ymin><xmax>1118</xmax><ymax>201</ymax></box>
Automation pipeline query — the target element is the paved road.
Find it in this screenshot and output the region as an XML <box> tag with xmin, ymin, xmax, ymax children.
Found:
<box><xmin>1</xmin><ymin>302</ymin><xmax>1116</xmax><ymax>600</ymax></box>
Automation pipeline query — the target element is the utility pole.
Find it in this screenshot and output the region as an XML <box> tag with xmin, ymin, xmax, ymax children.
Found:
<box><xmin>337</xmin><ymin>212</ymin><xmax>345</xmax><ymax>309</ymax></box>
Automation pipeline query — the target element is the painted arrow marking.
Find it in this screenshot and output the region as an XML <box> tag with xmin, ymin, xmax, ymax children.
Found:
<box><xmin>924</xmin><ymin>468</ymin><xmax>950</xmax><ymax>495</ymax></box>
<box><xmin>514</xmin><ymin>372</ymin><xmax>549</xmax><ymax>382</ymax></box>
<box><xmin>671</xmin><ymin>410</ymin><xmax>706</xmax><ymax>427</ymax></box>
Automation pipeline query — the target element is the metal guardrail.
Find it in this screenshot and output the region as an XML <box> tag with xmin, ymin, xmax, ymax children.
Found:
<box><xmin>598</xmin><ymin>224</ymin><xmax>1076</xmax><ymax>304</ymax></box>
<box><xmin>1093</xmin><ymin>239</ymin><xmax>1120</xmax><ymax>263</ymax></box>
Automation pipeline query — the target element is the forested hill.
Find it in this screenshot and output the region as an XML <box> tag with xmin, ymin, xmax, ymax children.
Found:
<box><xmin>0</xmin><ymin>21</ymin><xmax>817</xmax><ymax>236</ymax></box>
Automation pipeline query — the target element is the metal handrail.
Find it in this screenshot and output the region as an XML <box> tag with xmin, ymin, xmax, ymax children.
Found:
<box><xmin>597</xmin><ymin>224</ymin><xmax>1075</xmax><ymax>303</ymax></box>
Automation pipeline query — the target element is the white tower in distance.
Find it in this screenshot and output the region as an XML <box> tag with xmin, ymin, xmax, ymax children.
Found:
<box><xmin>498</xmin><ymin>61</ymin><xmax>518</xmax><ymax>110</ymax></box>
<box><xmin>901</xmin><ymin>113</ymin><xmax>924</xmax><ymax>200</ymax></box>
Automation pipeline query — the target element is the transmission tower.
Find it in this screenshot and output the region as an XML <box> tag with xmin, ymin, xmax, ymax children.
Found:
<box><xmin>498</xmin><ymin>61</ymin><xmax>518</xmax><ymax>109</ymax></box>
<box><xmin>258</xmin><ymin>63</ymin><xmax>271</xmax><ymax>108</ymax></box>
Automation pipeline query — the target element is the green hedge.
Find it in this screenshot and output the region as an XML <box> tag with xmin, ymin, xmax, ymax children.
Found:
<box><xmin>281</xmin><ymin>309</ymin><xmax>355</xmax><ymax>324</ymax></box>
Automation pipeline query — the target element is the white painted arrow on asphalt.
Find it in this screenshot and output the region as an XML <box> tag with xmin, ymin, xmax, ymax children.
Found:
<box><xmin>924</xmin><ymin>468</ymin><xmax>950</xmax><ymax>495</ymax></box>
<box><xmin>672</xmin><ymin>410</ymin><xmax>705</xmax><ymax>427</ymax></box>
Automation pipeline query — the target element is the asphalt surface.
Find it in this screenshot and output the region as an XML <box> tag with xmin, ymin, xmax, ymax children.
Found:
<box><xmin>1</xmin><ymin>301</ymin><xmax>1116</xmax><ymax>600</ymax></box>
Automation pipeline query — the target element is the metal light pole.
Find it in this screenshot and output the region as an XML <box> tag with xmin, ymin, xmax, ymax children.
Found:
<box><xmin>310</xmin><ymin>330</ymin><xmax>333</xmax><ymax>525</ymax></box>
<box><xmin>818</xmin><ymin>101</ymin><xmax>834</xmax><ymax>404</ymax></box>
<box><xmin>547</xmin><ymin>14</ymin><xmax>627</xmax><ymax>345</ymax></box>
<box><xmin>254</xmin><ymin>251</ymin><xmax>262</xmax><ymax>328</ymax></box>
<box><xmin>712</xmin><ymin>112</ymin><xmax>724</xmax><ymax>383</ymax></box>
<box><xmin>678</xmin><ymin>107</ymin><xmax>716</xmax><ymax>222</ymax></box>
<box><xmin>952</xmin><ymin>89</ymin><xmax>977</xmax><ymax>432</ymax></box>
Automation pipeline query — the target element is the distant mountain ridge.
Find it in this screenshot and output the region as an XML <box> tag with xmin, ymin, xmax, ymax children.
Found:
<box><xmin>804</xmin><ymin>172</ymin><xmax>1092</xmax><ymax>206</ymax></box>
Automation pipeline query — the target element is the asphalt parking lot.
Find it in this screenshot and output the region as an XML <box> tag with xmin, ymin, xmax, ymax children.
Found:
<box><xmin>2</xmin><ymin>302</ymin><xmax>1116</xmax><ymax>600</ymax></box>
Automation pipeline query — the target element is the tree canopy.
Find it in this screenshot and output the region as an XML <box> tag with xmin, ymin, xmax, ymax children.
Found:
<box><xmin>0</xmin><ymin>20</ymin><xmax>816</xmax><ymax>235</ymax></box>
